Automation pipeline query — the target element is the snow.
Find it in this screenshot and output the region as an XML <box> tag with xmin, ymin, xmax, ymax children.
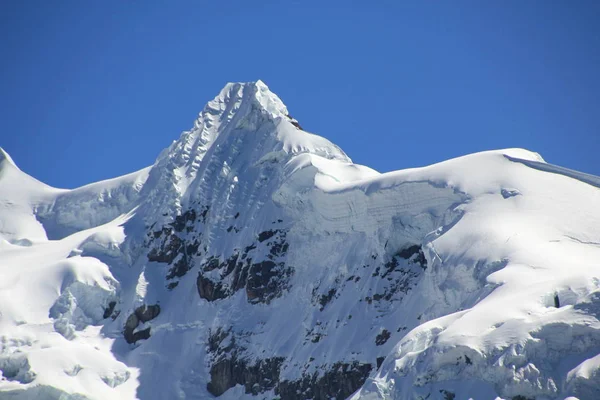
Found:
<box><xmin>1</xmin><ymin>81</ymin><xmax>600</xmax><ymax>400</ymax></box>
<box><xmin>0</xmin><ymin>217</ymin><xmax>136</xmax><ymax>399</ymax></box>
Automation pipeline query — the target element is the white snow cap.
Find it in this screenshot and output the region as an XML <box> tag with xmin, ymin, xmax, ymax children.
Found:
<box><xmin>204</xmin><ymin>80</ymin><xmax>288</xmax><ymax>120</ymax></box>
<box><xmin>164</xmin><ymin>79</ymin><xmax>350</xmax><ymax>168</ymax></box>
<box><xmin>251</xmin><ymin>79</ymin><xmax>290</xmax><ymax>117</ymax></box>
<box><xmin>0</xmin><ymin>147</ymin><xmax>18</xmax><ymax>169</ymax></box>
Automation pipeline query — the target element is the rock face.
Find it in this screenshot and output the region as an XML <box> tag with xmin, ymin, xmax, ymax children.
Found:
<box><xmin>375</xmin><ymin>329</ymin><xmax>391</xmax><ymax>346</ymax></box>
<box><xmin>123</xmin><ymin>305</ymin><xmax>161</xmax><ymax>344</ymax></box>
<box><xmin>192</xmin><ymin>245</ymin><xmax>430</xmax><ymax>398</ymax></box>
<box><xmin>208</xmin><ymin>355</ymin><xmax>285</xmax><ymax>397</ymax></box>
<box><xmin>147</xmin><ymin>208</ymin><xmax>203</xmax><ymax>282</ymax></box>
<box><xmin>206</xmin><ymin>328</ymin><xmax>372</xmax><ymax>399</ymax></box>
<box><xmin>277</xmin><ymin>362</ymin><xmax>373</xmax><ymax>400</ymax></box>
<box><xmin>194</xmin><ymin>228</ymin><xmax>293</xmax><ymax>304</ymax></box>
<box><xmin>206</xmin><ymin>327</ymin><xmax>284</xmax><ymax>396</ymax></box>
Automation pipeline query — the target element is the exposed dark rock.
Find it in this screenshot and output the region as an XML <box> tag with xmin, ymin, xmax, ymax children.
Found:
<box><xmin>165</xmin><ymin>240</ymin><xmax>199</xmax><ymax>280</ymax></box>
<box><xmin>231</xmin><ymin>261</ymin><xmax>250</xmax><ymax>293</ymax></box>
<box><xmin>202</xmin><ymin>256</ymin><xmax>220</xmax><ymax>272</ymax></box>
<box><xmin>123</xmin><ymin>304</ymin><xmax>160</xmax><ymax>344</ymax></box>
<box><xmin>223</xmin><ymin>254</ymin><xmax>242</xmax><ymax>278</ymax></box>
<box><xmin>147</xmin><ymin>211</ymin><xmax>202</xmax><ymax>280</ymax></box>
<box><xmin>303</xmin><ymin>323</ymin><xmax>326</xmax><ymax>345</ymax></box>
<box><xmin>318</xmin><ymin>288</ymin><xmax>337</xmax><ymax>311</ymax></box>
<box><xmin>382</xmin><ymin>245</ymin><xmax>426</xmax><ymax>277</ymax></box>
<box><xmin>103</xmin><ymin>301</ymin><xmax>116</xmax><ymax>319</ymax></box>
<box><xmin>197</xmin><ymin>274</ymin><xmax>228</xmax><ymax>302</ymax></box>
<box><xmin>147</xmin><ymin>227</ymin><xmax>200</xmax><ymax>280</ymax></box>
<box><xmin>208</xmin><ymin>356</ymin><xmax>285</xmax><ymax>396</ymax></box>
<box><xmin>132</xmin><ymin>327</ymin><xmax>151</xmax><ymax>342</ymax></box>
<box><xmin>195</xmin><ymin>230</ymin><xmax>292</xmax><ymax>304</ymax></box>
<box><xmin>199</xmin><ymin>205</ymin><xmax>210</xmax><ymax>222</ymax></box>
<box><xmin>396</xmin><ymin>244</ymin><xmax>425</xmax><ymax>264</ymax></box>
<box><xmin>136</xmin><ymin>304</ymin><xmax>160</xmax><ymax>323</ymax></box>
<box><xmin>208</xmin><ymin>327</ymin><xmax>231</xmax><ymax>353</ymax></box>
<box><xmin>145</xmin><ymin>206</ymin><xmax>209</xmax><ymax>282</ymax></box>
<box><xmin>147</xmin><ymin>229</ymin><xmax>182</xmax><ymax>264</ymax></box>
<box><xmin>554</xmin><ymin>293</ymin><xmax>560</xmax><ymax>308</ymax></box>
<box><xmin>258</xmin><ymin>229</ymin><xmax>279</xmax><ymax>243</ymax></box>
<box><xmin>246</xmin><ymin>261</ymin><xmax>293</xmax><ymax>304</ymax></box>
<box><xmin>206</xmin><ymin>328</ymin><xmax>284</xmax><ymax>396</ymax></box>
<box><xmin>440</xmin><ymin>389</ymin><xmax>456</xmax><ymax>400</ymax></box>
<box><xmin>501</xmin><ymin>188</ymin><xmax>521</xmax><ymax>199</ymax></box>
<box><xmin>276</xmin><ymin>361</ymin><xmax>373</xmax><ymax>400</ymax></box>
<box><xmin>171</xmin><ymin>209</ymin><xmax>197</xmax><ymax>232</ymax></box>
<box><xmin>376</xmin><ymin>356</ymin><xmax>385</xmax><ymax>369</ymax></box>
<box><xmin>268</xmin><ymin>238</ymin><xmax>289</xmax><ymax>259</ymax></box>
<box><xmin>375</xmin><ymin>329</ymin><xmax>391</xmax><ymax>346</ymax></box>
<box><xmin>368</xmin><ymin>245</ymin><xmax>428</xmax><ymax>303</ymax></box>
<box><xmin>286</xmin><ymin>114</ymin><xmax>303</xmax><ymax>130</ymax></box>
<box><xmin>207</xmin><ymin>326</ymin><xmax>372</xmax><ymax>399</ymax></box>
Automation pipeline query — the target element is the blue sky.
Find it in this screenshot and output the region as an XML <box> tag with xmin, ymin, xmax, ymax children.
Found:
<box><xmin>1</xmin><ymin>1</ymin><xmax>599</xmax><ymax>188</ymax></box>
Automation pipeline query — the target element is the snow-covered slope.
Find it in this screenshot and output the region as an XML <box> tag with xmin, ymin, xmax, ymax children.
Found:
<box><xmin>1</xmin><ymin>81</ymin><xmax>599</xmax><ymax>400</ymax></box>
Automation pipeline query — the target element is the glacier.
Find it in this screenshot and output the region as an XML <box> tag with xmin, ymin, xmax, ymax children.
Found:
<box><xmin>1</xmin><ymin>81</ymin><xmax>599</xmax><ymax>400</ymax></box>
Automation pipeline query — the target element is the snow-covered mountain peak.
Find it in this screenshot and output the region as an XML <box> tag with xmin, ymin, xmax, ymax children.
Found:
<box><xmin>205</xmin><ymin>80</ymin><xmax>289</xmax><ymax>120</ymax></box>
<box><xmin>186</xmin><ymin>80</ymin><xmax>349</xmax><ymax>160</ymax></box>
<box><xmin>155</xmin><ymin>80</ymin><xmax>346</xmax><ymax>170</ymax></box>
<box><xmin>3</xmin><ymin>82</ymin><xmax>600</xmax><ymax>400</ymax></box>
<box><xmin>0</xmin><ymin>146</ymin><xmax>18</xmax><ymax>170</ymax></box>
<box><xmin>139</xmin><ymin>81</ymin><xmax>351</xmax><ymax>227</ymax></box>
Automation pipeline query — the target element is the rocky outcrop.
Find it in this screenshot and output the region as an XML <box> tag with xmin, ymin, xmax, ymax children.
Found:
<box><xmin>196</xmin><ymin>229</ymin><xmax>292</xmax><ymax>304</ymax></box>
<box><xmin>198</xmin><ymin>243</ymin><xmax>427</xmax><ymax>397</ymax></box>
<box><xmin>146</xmin><ymin>208</ymin><xmax>204</xmax><ymax>282</ymax></box>
<box><xmin>246</xmin><ymin>260</ymin><xmax>292</xmax><ymax>304</ymax></box>
<box><xmin>286</xmin><ymin>113</ymin><xmax>303</xmax><ymax>130</ymax></box>
<box><xmin>365</xmin><ymin>245</ymin><xmax>427</xmax><ymax>304</ymax></box>
<box><xmin>276</xmin><ymin>361</ymin><xmax>373</xmax><ymax>400</ymax></box>
<box><xmin>440</xmin><ymin>390</ymin><xmax>456</xmax><ymax>400</ymax></box>
<box><xmin>206</xmin><ymin>328</ymin><xmax>373</xmax><ymax>399</ymax></box>
<box><xmin>123</xmin><ymin>304</ymin><xmax>161</xmax><ymax>344</ymax></box>
<box><xmin>206</xmin><ymin>327</ymin><xmax>284</xmax><ymax>396</ymax></box>
<box><xmin>197</xmin><ymin>274</ymin><xmax>228</xmax><ymax>302</ymax></box>
<box><xmin>103</xmin><ymin>301</ymin><xmax>117</xmax><ymax>319</ymax></box>
<box><xmin>208</xmin><ymin>356</ymin><xmax>285</xmax><ymax>396</ymax></box>
<box><xmin>375</xmin><ymin>329</ymin><xmax>391</xmax><ymax>346</ymax></box>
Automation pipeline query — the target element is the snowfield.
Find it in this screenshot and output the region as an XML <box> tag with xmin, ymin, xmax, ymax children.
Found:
<box><xmin>1</xmin><ymin>81</ymin><xmax>599</xmax><ymax>400</ymax></box>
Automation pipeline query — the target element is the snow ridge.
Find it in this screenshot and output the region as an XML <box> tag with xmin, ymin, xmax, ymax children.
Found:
<box><xmin>0</xmin><ymin>147</ymin><xmax>18</xmax><ymax>168</ymax></box>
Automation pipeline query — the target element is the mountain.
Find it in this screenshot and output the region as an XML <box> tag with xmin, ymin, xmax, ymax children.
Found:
<box><xmin>1</xmin><ymin>81</ymin><xmax>600</xmax><ymax>400</ymax></box>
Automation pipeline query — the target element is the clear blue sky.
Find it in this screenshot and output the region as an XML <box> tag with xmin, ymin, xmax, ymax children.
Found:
<box><xmin>1</xmin><ymin>1</ymin><xmax>599</xmax><ymax>188</ymax></box>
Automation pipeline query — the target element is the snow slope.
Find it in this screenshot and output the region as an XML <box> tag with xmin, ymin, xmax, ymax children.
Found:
<box><xmin>1</xmin><ymin>81</ymin><xmax>599</xmax><ymax>400</ymax></box>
